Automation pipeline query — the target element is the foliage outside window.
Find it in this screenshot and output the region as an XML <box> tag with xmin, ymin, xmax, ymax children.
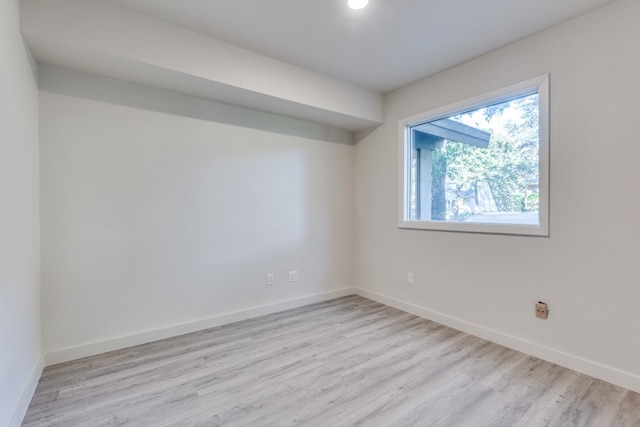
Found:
<box><xmin>399</xmin><ymin>75</ymin><xmax>549</xmax><ymax>236</ymax></box>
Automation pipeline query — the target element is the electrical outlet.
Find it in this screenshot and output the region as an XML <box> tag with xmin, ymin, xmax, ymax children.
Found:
<box><xmin>266</xmin><ymin>273</ymin><xmax>274</xmax><ymax>286</ymax></box>
<box><xmin>288</xmin><ymin>270</ymin><xmax>299</xmax><ymax>283</ymax></box>
<box><xmin>407</xmin><ymin>272</ymin><xmax>415</xmax><ymax>285</ymax></box>
<box><xmin>536</xmin><ymin>301</ymin><xmax>548</xmax><ymax>319</ymax></box>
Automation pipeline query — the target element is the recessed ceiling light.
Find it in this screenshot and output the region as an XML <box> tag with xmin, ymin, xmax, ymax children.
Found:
<box><xmin>348</xmin><ymin>0</ymin><xmax>368</xmax><ymax>10</ymax></box>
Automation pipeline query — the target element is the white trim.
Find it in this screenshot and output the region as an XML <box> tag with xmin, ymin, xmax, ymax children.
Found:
<box><xmin>9</xmin><ymin>354</ymin><xmax>44</xmax><ymax>427</ymax></box>
<box><xmin>398</xmin><ymin>74</ymin><xmax>550</xmax><ymax>237</ymax></box>
<box><xmin>44</xmin><ymin>288</ymin><xmax>356</xmax><ymax>366</ymax></box>
<box><xmin>355</xmin><ymin>287</ymin><xmax>640</xmax><ymax>394</ymax></box>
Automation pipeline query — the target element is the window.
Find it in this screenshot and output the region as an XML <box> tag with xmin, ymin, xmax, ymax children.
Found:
<box><xmin>399</xmin><ymin>75</ymin><xmax>549</xmax><ymax>236</ymax></box>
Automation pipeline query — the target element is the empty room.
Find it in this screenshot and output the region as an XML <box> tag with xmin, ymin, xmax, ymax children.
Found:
<box><xmin>3</xmin><ymin>0</ymin><xmax>640</xmax><ymax>425</ymax></box>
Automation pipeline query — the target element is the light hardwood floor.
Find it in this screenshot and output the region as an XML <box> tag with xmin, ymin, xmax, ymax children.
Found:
<box><xmin>23</xmin><ymin>295</ymin><xmax>640</xmax><ymax>426</ymax></box>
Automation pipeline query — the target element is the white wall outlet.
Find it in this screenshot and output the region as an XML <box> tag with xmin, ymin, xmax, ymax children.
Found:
<box><xmin>407</xmin><ymin>272</ymin><xmax>415</xmax><ymax>285</ymax></box>
<box><xmin>266</xmin><ymin>273</ymin><xmax>274</xmax><ymax>286</ymax></box>
<box><xmin>288</xmin><ymin>270</ymin><xmax>299</xmax><ymax>283</ymax></box>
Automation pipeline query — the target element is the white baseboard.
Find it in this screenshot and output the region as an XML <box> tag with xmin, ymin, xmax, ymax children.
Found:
<box><xmin>42</xmin><ymin>286</ymin><xmax>640</xmax><ymax>394</ymax></box>
<box><xmin>45</xmin><ymin>287</ymin><xmax>356</xmax><ymax>366</ymax></box>
<box><xmin>355</xmin><ymin>287</ymin><xmax>640</xmax><ymax>394</ymax></box>
<box><xmin>9</xmin><ymin>354</ymin><xmax>44</xmax><ymax>427</ymax></box>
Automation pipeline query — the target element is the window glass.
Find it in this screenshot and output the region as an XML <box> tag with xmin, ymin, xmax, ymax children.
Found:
<box><xmin>399</xmin><ymin>76</ymin><xmax>549</xmax><ymax>236</ymax></box>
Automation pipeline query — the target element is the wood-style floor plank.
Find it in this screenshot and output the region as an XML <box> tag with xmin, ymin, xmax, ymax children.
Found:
<box><xmin>23</xmin><ymin>295</ymin><xmax>640</xmax><ymax>426</ymax></box>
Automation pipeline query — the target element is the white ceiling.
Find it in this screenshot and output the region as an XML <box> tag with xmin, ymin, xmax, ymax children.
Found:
<box><xmin>23</xmin><ymin>0</ymin><xmax>618</xmax><ymax>132</ymax></box>
<box><xmin>103</xmin><ymin>0</ymin><xmax>617</xmax><ymax>93</ymax></box>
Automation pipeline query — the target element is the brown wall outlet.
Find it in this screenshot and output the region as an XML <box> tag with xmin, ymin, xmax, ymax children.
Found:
<box><xmin>536</xmin><ymin>301</ymin><xmax>548</xmax><ymax>319</ymax></box>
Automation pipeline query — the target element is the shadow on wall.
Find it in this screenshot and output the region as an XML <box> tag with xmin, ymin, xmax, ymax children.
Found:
<box><xmin>38</xmin><ymin>64</ymin><xmax>354</xmax><ymax>145</ymax></box>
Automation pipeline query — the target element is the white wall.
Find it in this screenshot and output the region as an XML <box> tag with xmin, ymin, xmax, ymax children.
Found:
<box><xmin>355</xmin><ymin>0</ymin><xmax>640</xmax><ymax>392</ymax></box>
<box><xmin>39</xmin><ymin>67</ymin><xmax>355</xmax><ymax>362</ymax></box>
<box><xmin>0</xmin><ymin>0</ymin><xmax>42</xmax><ymax>425</ymax></box>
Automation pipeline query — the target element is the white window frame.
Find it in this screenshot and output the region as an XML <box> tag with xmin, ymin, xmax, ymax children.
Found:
<box><xmin>398</xmin><ymin>75</ymin><xmax>549</xmax><ymax>236</ymax></box>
